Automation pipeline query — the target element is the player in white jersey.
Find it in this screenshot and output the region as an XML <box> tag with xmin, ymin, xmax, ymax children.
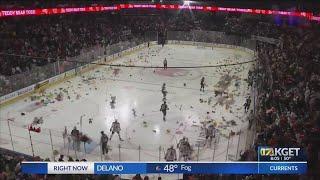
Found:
<box><xmin>110</xmin><ymin>119</ymin><xmax>123</xmax><ymax>141</ymax></box>
<box><xmin>110</xmin><ymin>95</ymin><xmax>116</xmax><ymax>109</ymax></box>
<box><xmin>177</xmin><ymin>137</ymin><xmax>192</xmax><ymax>161</ymax></box>
<box><xmin>164</xmin><ymin>145</ymin><xmax>177</xmax><ymax>161</ymax></box>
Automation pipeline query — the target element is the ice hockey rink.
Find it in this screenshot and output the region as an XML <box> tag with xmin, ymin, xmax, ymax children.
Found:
<box><xmin>0</xmin><ymin>43</ymin><xmax>255</xmax><ymax>167</ymax></box>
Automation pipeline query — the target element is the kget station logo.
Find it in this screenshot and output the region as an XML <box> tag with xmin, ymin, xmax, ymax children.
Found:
<box><xmin>259</xmin><ymin>147</ymin><xmax>302</xmax><ymax>161</ymax></box>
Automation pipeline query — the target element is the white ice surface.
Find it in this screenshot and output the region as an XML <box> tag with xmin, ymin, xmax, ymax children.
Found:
<box><xmin>0</xmin><ymin>44</ymin><xmax>254</xmax><ymax>169</ymax></box>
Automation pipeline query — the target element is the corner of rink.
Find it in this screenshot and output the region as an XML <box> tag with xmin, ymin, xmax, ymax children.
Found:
<box><xmin>0</xmin><ymin>42</ymin><xmax>256</xmax><ymax>162</ymax></box>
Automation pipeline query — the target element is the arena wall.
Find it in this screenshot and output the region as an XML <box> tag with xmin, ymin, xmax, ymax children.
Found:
<box><xmin>168</xmin><ymin>40</ymin><xmax>255</xmax><ymax>55</ymax></box>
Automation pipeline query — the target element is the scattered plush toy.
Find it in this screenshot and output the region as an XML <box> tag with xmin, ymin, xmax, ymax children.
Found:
<box><xmin>143</xmin><ymin>121</ymin><xmax>148</xmax><ymax>127</ymax></box>
<box><xmin>28</xmin><ymin>124</ymin><xmax>41</xmax><ymax>133</ymax></box>
<box><xmin>56</xmin><ymin>93</ymin><xmax>63</xmax><ymax>101</ymax></box>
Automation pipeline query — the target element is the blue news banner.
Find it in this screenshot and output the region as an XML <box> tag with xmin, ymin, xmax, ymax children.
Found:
<box><xmin>21</xmin><ymin>162</ymin><xmax>307</xmax><ymax>174</ymax></box>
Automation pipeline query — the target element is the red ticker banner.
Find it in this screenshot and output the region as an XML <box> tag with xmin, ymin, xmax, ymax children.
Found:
<box><xmin>0</xmin><ymin>3</ymin><xmax>318</xmax><ymax>22</ymax></box>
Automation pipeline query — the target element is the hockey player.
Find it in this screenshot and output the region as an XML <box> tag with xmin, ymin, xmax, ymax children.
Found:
<box><xmin>161</xmin><ymin>83</ymin><xmax>167</xmax><ymax>100</ymax></box>
<box><xmin>200</xmin><ymin>77</ymin><xmax>205</xmax><ymax>92</ymax></box>
<box><xmin>185</xmin><ymin>138</ymin><xmax>192</xmax><ymax>161</ymax></box>
<box><xmin>164</xmin><ymin>145</ymin><xmax>177</xmax><ymax>161</ymax></box>
<box><xmin>63</xmin><ymin>126</ymin><xmax>68</xmax><ymax>140</ymax></box>
<box><xmin>71</xmin><ymin>126</ymin><xmax>80</xmax><ymax>151</ymax></box>
<box><xmin>160</xmin><ymin>101</ymin><xmax>169</xmax><ymax>121</ymax></box>
<box><xmin>205</xmin><ymin>124</ymin><xmax>216</xmax><ymax>147</ymax></box>
<box><xmin>110</xmin><ymin>119</ymin><xmax>123</xmax><ymax>141</ymax></box>
<box><xmin>100</xmin><ymin>131</ymin><xmax>109</xmax><ymax>155</ymax></box>
<box><xmin>162</xmin><ymin>83</ymin><xmax>166</xmax><ymax>93</ymax></box>
<box><xmin>235</xmin><ymin>80</ymin><xmax>240</xmax><ymax>91</ymax></box>
<box><xmin>132</xmin><ymin>108</ymin><xmax>137</xmax><ymax>117</ymax></box>
<box><xmin>177</xmin><ymin>137</ymin><xmax>186</xmax><ymax>160</ymax></box>
<box><xmin>244</xmin><ymin>97</ymin><xmax>251</xmax><ymax>112</ymax></box>
<box><xmin>111</xmin><ymin>96</ymin><xmax>116</xmax><ymax>104</ymax></box>
<box><xmin>110</xmin><ymin>96</ymin><xmax>116</xmax><ymax>109</ymax></box>
<box><xmin>177</xmin><ymin>137</ymin><xmax>192</xmax><ymax>161</ymax></box>
<box><xmin>163</xmin><ymin>58</ymin><xmax>167</xmax><ymax>69</ymax></box>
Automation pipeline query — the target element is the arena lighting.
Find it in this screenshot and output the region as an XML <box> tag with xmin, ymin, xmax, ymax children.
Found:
<box><xmin>0</xmin><ymin>3</ymin><xmax>319</xmax><ymax>22</ymax></box>
<box><xmin>184</xmin><ymin>0</ymin><xmax>192</xmax><ymax>6</ymax></box>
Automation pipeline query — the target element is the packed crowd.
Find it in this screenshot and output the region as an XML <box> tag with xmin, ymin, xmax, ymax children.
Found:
<box><xmin>239</xmin><ymin>25</ymin><xmax>320</xmax><ymax>178</ymax></box>
<box><xmin>0</xmin><ymin>14</ymin><xmax>139</xmax><ymax>76</ymax></box>
<box><xmin>0</xmin><ymin>13</ymin><xmax>156</xmax><ymax>94</ymax></box>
